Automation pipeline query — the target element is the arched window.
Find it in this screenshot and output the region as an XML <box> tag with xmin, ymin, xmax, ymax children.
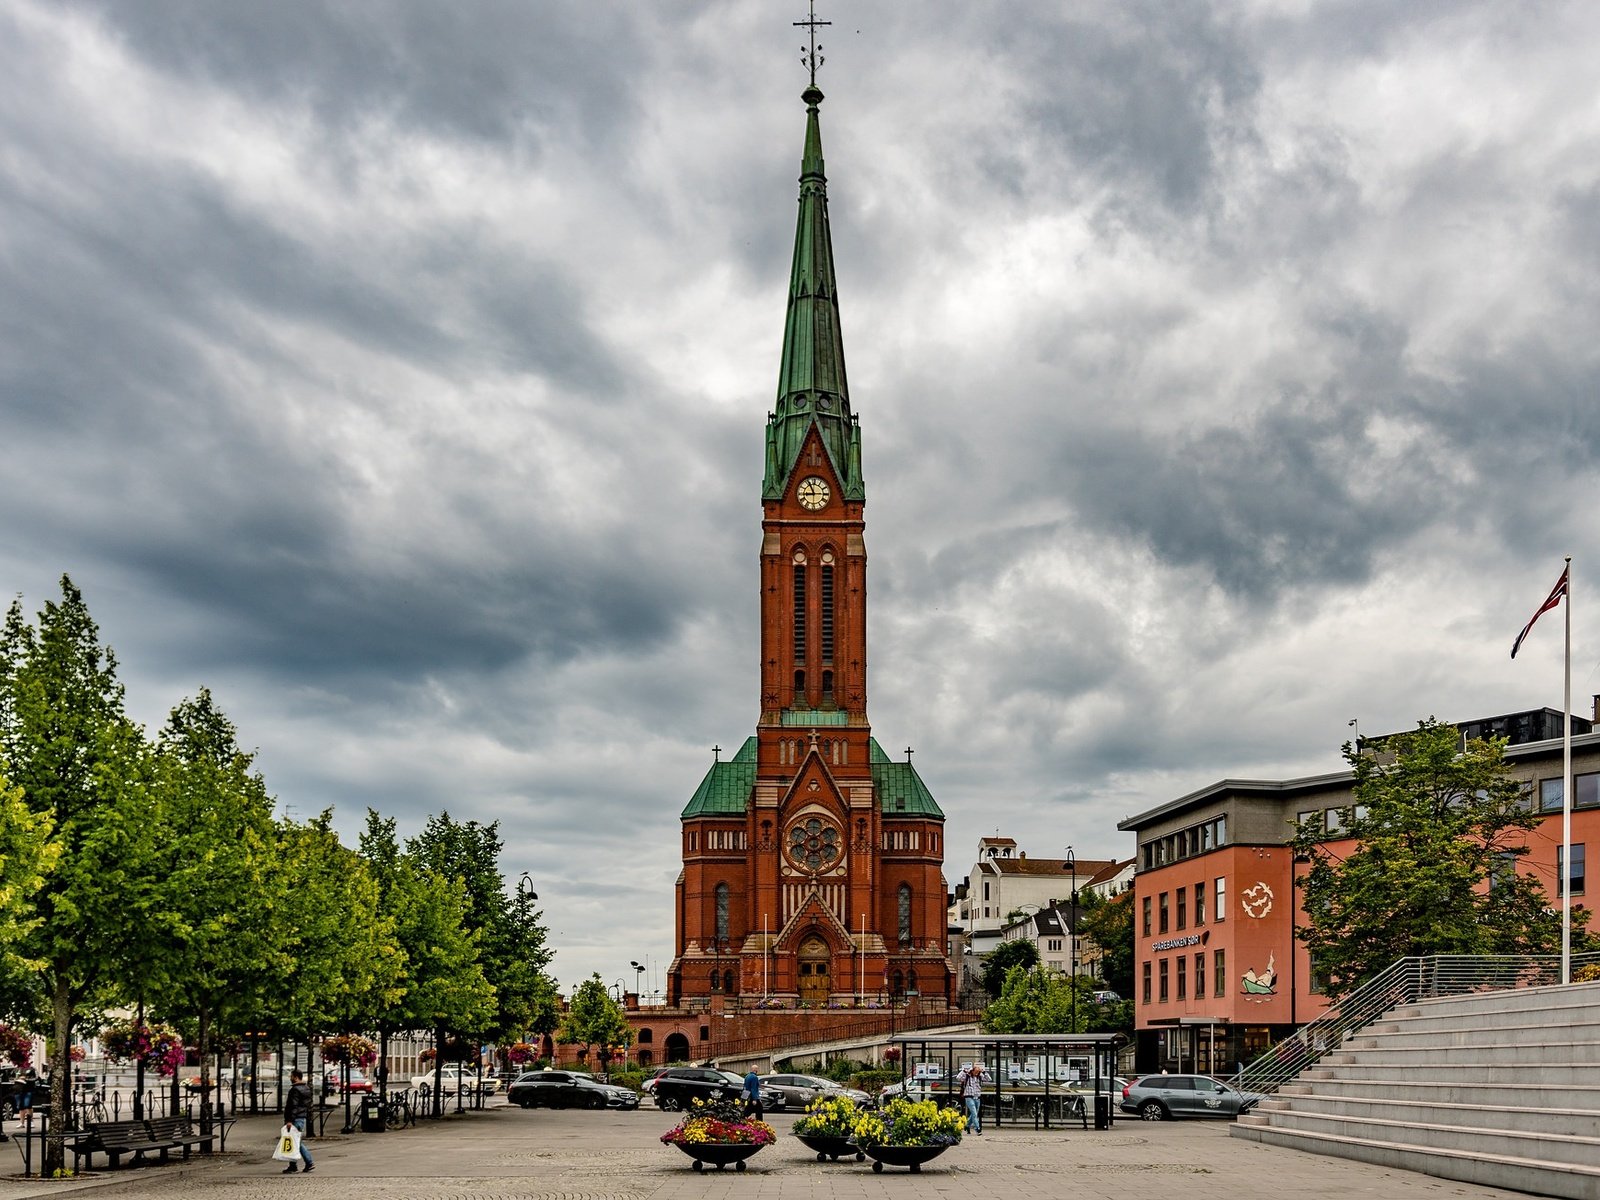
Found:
<box><xmin>715</xmin><ymin>883</ymin><xmax>730</xmax><ymax>942</ymax></box>
<box><xmin>898</xmin><ymin>884</ymin><xmax>913</xmax><ymax>946</ymax></box>
<box><xmin>639</xmin><ymin>1028</ymin><xmax>653</xmax><ymax>1044</ymax></box>
<box><xmin>821</xmin><ymin>669</ymin><xmax>834</xmax><ymax>703</ymax></box>
<box><xmin>792</xmin><ymin>562</ymin><xmax>807</xmax><ymax>663</ymax></box>
<box><xmin>908</xmin><ymin>968</ymin><xmax>920</xmax><ymax>994</ymax></box>
<box><xmin>723</xmin><ymin>969</ymin><xmax>736</xmax><ymax>994</ymax></box>
<box><xmin>891</xmin><ymin>969</ymin><xmax>905</xmax><ymax>997</ymax></box>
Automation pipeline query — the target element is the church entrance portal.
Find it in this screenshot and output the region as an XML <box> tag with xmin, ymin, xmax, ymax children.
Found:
<box><xmin>798</xmin><ymin>935</ymin><xmax>830</xmax><ymax>1005</ymax></box>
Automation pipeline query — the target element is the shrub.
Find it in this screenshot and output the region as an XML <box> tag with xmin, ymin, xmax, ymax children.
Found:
<box><xmin>849</xmin><ymin>1068</ymin><xmax>903</xmax><ymax>1094</ymax></box>
<box><xmin>610</xmin><ymin>1071</ymin><xmax>644</xmax><ymax>1093</ymax></box>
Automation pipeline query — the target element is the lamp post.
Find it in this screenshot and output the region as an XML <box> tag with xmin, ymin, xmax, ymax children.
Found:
<box><xmin>631</xmin><ymin>961</ymin><xmax>646</xmax><ymax>1003</ymax></box>
<box><xmin>1064</xmin><ymin>846</ymin><xmax>1077</xmax><ymax>1034</ymax></box>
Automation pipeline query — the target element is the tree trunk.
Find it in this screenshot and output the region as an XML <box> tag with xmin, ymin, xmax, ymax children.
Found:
<box><xmin>196</xmin><ymin>1008</ymin><xmax>211</xmax><ymax>1135</ymax></box>
<box><xmin>44</xmin><ymin>978</ymin><xmax>70</xmax><ymax>1176</ymax></box>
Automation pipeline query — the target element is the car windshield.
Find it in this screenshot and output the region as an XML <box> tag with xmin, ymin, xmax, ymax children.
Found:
<box><xmin>719</xmin><ymin>1071</ymin><xmax>745</xmax><ymax>1085</ymax></box>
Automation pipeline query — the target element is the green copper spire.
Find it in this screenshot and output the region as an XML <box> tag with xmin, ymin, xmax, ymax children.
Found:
<box><xmin>763</xmin><ymin>85</ymin><xmax>864</xmax><ymax>502</ymax></box>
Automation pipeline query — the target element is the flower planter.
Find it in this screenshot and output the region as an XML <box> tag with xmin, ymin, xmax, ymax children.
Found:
<box><xmin>795</xmin><ymin>1132</ymin><xmax>863</xmax><ymax>1162</ymax></box>
<box><xmin>863</xmin><ymin>1143</ymin><xmax>951</xmax><ymax>1173</ymax></box>
<box><xmin>675</xmin><ymin>1142</ymin><xmax>766</xmax><ymax>1172</ymax></box>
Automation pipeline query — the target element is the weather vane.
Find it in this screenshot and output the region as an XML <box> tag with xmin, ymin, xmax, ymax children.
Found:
<box><xmin>795</xmin><ymin>1</ymin><xmax>829</xmax><ymax>86</ymax></box>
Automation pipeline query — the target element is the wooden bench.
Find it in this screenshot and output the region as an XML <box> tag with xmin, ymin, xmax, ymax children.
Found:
<box><xmin>144</xmin><ymin>1115</ymin><xmax>208</xmax><ymax>1158</ymax></box>
<box><xmin>82</xmin><ymin>1119</ymin><xmax>181</xmax><ymax>1169</ymax></box>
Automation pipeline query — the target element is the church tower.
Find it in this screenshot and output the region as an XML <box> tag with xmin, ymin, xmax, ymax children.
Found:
<box><xmin>669</xmin><ymin>74</ymin><xmax>953</xmax><ymax>1008</ymax></box>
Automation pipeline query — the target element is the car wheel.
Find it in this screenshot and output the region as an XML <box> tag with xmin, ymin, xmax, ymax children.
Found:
<box><xmin>0</xmin><ymin>1099</ymin><xmax>12</xmax><ymax>1120</ymax></box>
<box><xmin>1139</xmin><ymin>1100</ymin><xmax>1167</xmax><ymax>1121</ymax></box>
<box><xmin>660</xmin><ymin>1096</ymin><xmax>680</xmax><ymax>1112</ymax></box>
<box><xmin>587</xmin><ymin>1094</ymin><xmax>604</xmax><ymax>1110</ymax></box>
<box><xmin>519</xmin><ymin>1099</ymin><xmax>534</xmax><ymax>1109</ymax></box>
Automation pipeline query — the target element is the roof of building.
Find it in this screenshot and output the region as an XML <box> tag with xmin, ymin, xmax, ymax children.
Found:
<box><xmin>680</xmin><ymin>736</ymin><xmax>944</xmax><ymax>819</ymax></box>
<box><xmin>981</xmin><ymin>854</ymin><xmax>1119</xmax><ymax>878</ymax></box>
<box><xmin>1086</xmin><ymin>858</ymin><xmax>1134</xmax><ymax>887</ymax></box>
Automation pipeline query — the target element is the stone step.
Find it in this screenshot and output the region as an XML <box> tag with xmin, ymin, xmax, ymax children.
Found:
<box><xmin>1283</xmin><ymin>1075</ymin><xmax>1600</xmax><ymax>1112</ymax></box>
<box><xmin>1263</xmin><ymin>1089</ymin><xmax>1600</xmax><ymax>1136</ymax></box>
<box><xmin>1395</xmin><ymin>980</ymin><xmax>1600</xmax><ymax>1022</ymax></box>
<box><xmin>1232</xmin><ymin>1121</ymin><xmax>1600</xmax><ymax>1200</ymax></box>
<box><xmin>1374</xmin><ymin>1002</ymin><xmax>1600</xmax><ymax>1036</ymax></box>
<box><xmin>1247</xmin><ymin>1106</ymin><xmax>1600</xmax><ymax>1168</ymax></box>
<box><xmin>1307</xmin><ymin>1060</ymin><xmax>1597</xmax><ymax>1086</ymax></box>
<box><xmin>1318</xmin><ymin>1043</ymin><xmax>1600</xmax><ymax>1068</ymax></box>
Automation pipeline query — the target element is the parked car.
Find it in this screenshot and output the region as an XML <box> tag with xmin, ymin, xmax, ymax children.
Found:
<box><xmin>506</xmin><ymin>1071</ymin><xmax>639</xmax><ymax>1110</ymax></box>
<box><xmin>759</xmin><ymin>1073</ymin><xmax>870</xmax><ymax>1110</ymax></box>
<box><xmin>322</xmin><ymin>1067</ymin><xmax>375</xmax><ymax>1094</ymax></box>
<box><xmin>1119</xmin><ymin>1074</ymin><xmax>1265</xmax><ymax>1121</ymax></box>
<box><xmin>876</xmin><ymin>1077</ymin><xmax>946</xmax><ymax>1107</ymax></box>
<box><xmin>639</xmin><ymin>1067</ymin><xmax>671</xmax><ymax>1096</ymax></box>
<box><xmin>411</xmin><ymin>1066</ymin><xmax>499</xmax><ymax>1097</ymax></box>
<box><xmin>650</xmin><ymin>1066</ymin><xmax>743</xmax><ymax>1111</ymax></box>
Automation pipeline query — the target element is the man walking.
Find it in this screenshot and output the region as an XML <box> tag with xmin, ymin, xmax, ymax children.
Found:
<box><xmin>282</xmin><ymin>1069</ymin><xmax>315</xmax><ymax>1174</ymax></box>
<box><xmin>956</xmin><ymin>1061</ymin><xmax>988</xmax><ymax>1135</ymax></box>
<box><xmin>742</xmin><ymin>1068</ymin><xmax>764</xmax><ymax>1119</ymax></box>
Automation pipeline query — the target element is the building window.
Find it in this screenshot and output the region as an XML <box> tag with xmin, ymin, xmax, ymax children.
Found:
<box><xmin>1047</xmin><ymin>938</ymin><xmax>1063</xmax><ymax>952</ymax></box>
<box><xmin>1491</xmin><ymin>850</ymin><xmax>1518</xmax><ymax>892</ymax></box>
<box><xmin>1194</xmin><ymin>881</ymin><xmax>1206</xmax><ymax>925</ymax></box>
<box><xmin>715</xmin><ymin>883</ymin><xmax>730</xmax><ymax>942</ymax></box>
<box><xmin>1194</xmin><ymin>952</ymin><xmax>1205</xmax><ymax>997</ymax></box>
<box><xmin>820</xmin><ymin>565</ymin><xmax>835</xmax><ymax>663</ymax></box>
<box><xmin>1214</xmin><ymin>948</ymin><xmax>1225</xmax><ymax>997</ymax></box>
<box><xmin>1215</xmin><ymin>815</ymin><xmax>1227</xmax><ymax>846</ymax></box>
<box><xmin>1542</xmin><ymin>778</ymin><xmax>1564</xmax><ymax>812</ymax></box>
<box><xmin>1215</xmin><ymin>877</ymin><xmax>1227</xmax><ymax>921</ymax></box>
<box><xmin>1142</xmin><ymin>961</ymin><xmax>1152</xmax><ymax>1003</ymax></box>
<box><xmin>1176</xmin><ymin>955</ymin><xmax>1187</xmax><ymax>1000</ymax></box>
<box><xmin>1560</xmin><ymin>843</ymin><xmax>1587</xmax><ymax>897</ymax></box>
<box><xmin>1580</xmin><ymin>773</ymin><xmax>1600</xmax><ymax>808</ymax></box>
<box><xmin>1176</xmin><ymin>888</ymin><xmax>1187</xmax><ymax>930</ymax></box>
<box><xmin>792</xmin><ymin>565</ymin><xmax>807</xmax><ymax>663</ymax></box>
<box><xmin>983</xmin><ymin>881</ymin><xmax>990</xmax><ymax>901</ymax></box>
<box><xmin>898</xmin><ymin>884</ymin><xmax>913</xmax><ymax>946</ymax></box>
<box><xmin>1158</xmin><ymin>958</ymin><xmax>1169</xmax><ymax>1003</ymax></box>
<box><xmin>1159</xmin><ymin>893</ymin><xmax>1170</xmax><ymax>934</ymax></box>
<box><xmin>1142</xmin><ymin>897</ymin><xmax>1152</xmax><ymax>937</ymax></box>
<box><xmin>1325</xmin><ymin>807</ymin><xmax>1346</xmax><ymax>834</ymax></box>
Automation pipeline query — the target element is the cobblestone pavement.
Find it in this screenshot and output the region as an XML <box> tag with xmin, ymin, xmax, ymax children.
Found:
<box><xmin>0</xmin><ymin>1104</ymin><xmax>1536</xmax><ymax>1200</ymax></box>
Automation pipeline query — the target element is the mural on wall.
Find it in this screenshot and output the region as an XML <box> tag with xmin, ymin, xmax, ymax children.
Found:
<box><xmin>1240</xmin><ymin>881</ymin><xmax>1274</xmax><ymax>918</ymax></box>
<box><xmin>1241</xmin><ymin>953</ymin><xmax>1277</xmax><ymax>997</ymax></box>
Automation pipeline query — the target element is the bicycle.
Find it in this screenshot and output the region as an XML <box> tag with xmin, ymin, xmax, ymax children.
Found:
<box><xmin>380</xmin><ymin>1090</ymin><xmax>413</xmax><ymax>1130</ymax></box>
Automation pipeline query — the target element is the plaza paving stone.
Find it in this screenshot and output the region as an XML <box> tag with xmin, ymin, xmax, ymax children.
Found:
<box><xmin>0</xmin><ymin>1102</ymin><xmax>1537</xmax><ymax>1200</ymax></box>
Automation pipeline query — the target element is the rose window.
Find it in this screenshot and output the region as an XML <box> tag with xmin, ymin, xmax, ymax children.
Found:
<box><xmin>786</xmin><ymin>818</ymin><xmax>840</xmax><ymax>871</ymax></box>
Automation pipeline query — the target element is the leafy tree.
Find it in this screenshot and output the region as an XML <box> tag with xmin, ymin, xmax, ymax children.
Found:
<box><xmin>980</xmin><ymin>939</ymin><xmax>1039</xmax><ymax>998</ymax></box>
<box><xmin>0</xmin><ymin>770</ymin><xmax>57</xmax><ymax>1019</ymax></box>
<box><xmin>558</xmin><ymin>974</ymin><xmax>632</xmax><ymax>1075</ymax></box>
<box><xmin>982</xmin><ymin>965</ymin><xmax>1079</xmax><ymax>1033</ymax></box>
<box><xmin>147</xmin><ymin>689</ymin><xmax>284</xmax><ymax>1113</ymax></box>
<box><xmin>0</xmin><ymin>578</ymin><xmax>165</xmax><ymax>1173</ymax></box>
<box><xmin>1075</xmin><ymin>890</ymin><xmax>1134</xmax><ymax>999</ymax></box>
<box><xmin>1296</xmin><ymin>718</ymin><xmax>1576</xmax><ymax>993</ymax></box>
<box><xmin>359</xmin><ymin>811</ymin><xmax>493</xmax><ymax>1106</ymax></box>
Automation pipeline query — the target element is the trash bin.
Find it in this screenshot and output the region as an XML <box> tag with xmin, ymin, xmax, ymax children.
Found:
<box><xmin>360</xmin><ymin>1095</ymin><xmax>385</xmax><ymax>1133</ymax></box>
<box><xmin>1093</xmin><ymin>1093</ymin><xmax>1110</xmax><ymax>1130</ymax></box>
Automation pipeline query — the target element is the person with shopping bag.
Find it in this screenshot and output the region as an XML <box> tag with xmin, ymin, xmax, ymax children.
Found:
<box><xmin>276</xmin><ymin>1069</ymin><xmax>315</xmax><ymax>1174</ymax></box>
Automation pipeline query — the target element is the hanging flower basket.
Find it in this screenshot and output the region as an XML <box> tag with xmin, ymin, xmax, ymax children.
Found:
<box><xmin>320</xmin><ymin>1035</ymin><xmax>378</xmax><ymax>1068</ymax></box>
<box><xmin>100</xmin><ymin>1021</ymin><xmax>186</xmax><ymax>1076</ymax></box>
<box><xmin>506</xmin><ymin>1042</ymin><xmax>536</xmax><ymax>1065</ymax></box>
<box><xmin>0</xmin><ymin>1025</ymin><xmax>32</xmax><ymax>1069</ymax></box>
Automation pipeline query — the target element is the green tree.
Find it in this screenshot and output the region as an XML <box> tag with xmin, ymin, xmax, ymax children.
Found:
<box><xmin>982</xmin><ymin>965</ymin><xmax>1079</xmax><ymax>1033</ymax></box>
<box><xmin>0</xmin><ymin>770</ymin><xmax>57</xmax><ymax>1018</ymax></box>
<box><xmin>1296</xmin><ymin>718</ymin><xmax>1573</xmax><ymax>994</ymax></box>
<box><xmin>1075</xmin><ymin>890</ymin><xmax>1134</xmax><ymax>999</ymax></box>
<box><xmin>558</xmin><ymin>974</ymin><xmax>632</xmax><ymax>1075</ymax></box>
<box><xmin>980</xmin><ymin>939</ymin><xmax>1039</xmax><ymax>998</ymax></box>
<box><xmin>0</xmin><ymin>578</ymin><xmax>165</xmax><ymax>1173</ymax></box>
<box><xmin>148</xmin><ymin>689</ymin><xmax>284</xmax><ymax>1112</ymax></box>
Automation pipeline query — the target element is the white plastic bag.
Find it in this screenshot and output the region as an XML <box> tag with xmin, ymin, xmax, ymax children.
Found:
<box><xmin>271</xmin><ymin>1123</ymin><xmax>302</xmax><ymax>1162</ymax></box>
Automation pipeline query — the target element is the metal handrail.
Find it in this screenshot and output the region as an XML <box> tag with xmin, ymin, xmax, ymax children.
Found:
<box><xmin>1235</xmin><ymin>952</ymin><xmax>1600</xmax><ymax>1097</ymax></box>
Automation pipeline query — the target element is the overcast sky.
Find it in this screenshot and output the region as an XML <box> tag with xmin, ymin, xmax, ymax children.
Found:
<box><xmin>3</xmin><ymin>0</ymin><xmax>1599</xmax><ymax>995</ymax></box>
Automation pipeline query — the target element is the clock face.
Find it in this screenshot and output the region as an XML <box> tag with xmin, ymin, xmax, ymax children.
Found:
<box><xmin>797</xmin><ymin>476</ymin><xmax>830</xmax><ymax>510</ymax></box>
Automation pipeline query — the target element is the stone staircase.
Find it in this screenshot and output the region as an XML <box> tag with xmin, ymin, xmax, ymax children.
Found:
<box><xmin>1233</xmin><ymin>980</ymin><xmax>1600</xmax><ymax>1199</ymax></box>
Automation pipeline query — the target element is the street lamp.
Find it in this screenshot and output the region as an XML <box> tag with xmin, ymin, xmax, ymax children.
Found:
<box><xmin>1064</xmin><ymin>846</ymin><xmax>1077</xmax><ymax>1034</ymax></box>
<box><xmin>631</xmin><ymin>961</ymin><xmax>646</xmax><ymax>1003</ymax></box>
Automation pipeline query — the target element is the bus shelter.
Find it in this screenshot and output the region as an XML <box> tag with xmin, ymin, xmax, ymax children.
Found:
<box><xmin>887</xmin><ymin>1032</ymin><xmax>1122</xmax><ymax>1130</ymax></box>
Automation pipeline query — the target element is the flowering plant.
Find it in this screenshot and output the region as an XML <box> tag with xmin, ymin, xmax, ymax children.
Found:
<box><xmin>101</xmin><ymin>1021</ymin><xmax>186</xmax><ymax>1075</ymax></box>
<box><xmin>659</xmin><ymin>1098</ymin><xmax>776</xmax><ymax>1147</ymax></box>
<box><xmin>320</xmin><ymin>1035</ymin><xmax>377</xmax><ymax>1068</ymax></box>
<box><xmin>754</xmin><ymin>997</ymin><xmax>785</xmax><ymax>1010</ymax></box>
<box><xmin>0</xmin><ymin>1025</ymin><xmax>32</xmax><ymax>1068</ymax></box>
<box><xmin>882</xmin><ymin>1047</ymin><xmax>901</xmax><ymax>1063</ymax></box>
<box><xmin>852</xmin><ymin>1096</ymin><xmax>965</xmax><ymax>1148</ymax></box>
<box><xmin>68</xmin><ymin>1045</ymin><xmax>86</xmax><ymax>1063</ymax></box>
<box><xmin>506</xmin><ymin>1042</ymin><xmax>536</xmax><ymax>1065</ymax></box>
<box><xmin>792</xmin><ymin>1094</ymin><xmax>862</xmax><ymax>1139</ymax></box>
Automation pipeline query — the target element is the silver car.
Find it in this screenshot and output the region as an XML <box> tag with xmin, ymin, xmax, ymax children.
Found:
<box><xmin>759</xmin><ymin>1073</ymin><xmax>870</xmax><ymax>1110</ymax></box>
<box><xmin>1119</xmin><ymin>1074</ymin><xmax>1265</xmax><ymax>1120</ymax></box>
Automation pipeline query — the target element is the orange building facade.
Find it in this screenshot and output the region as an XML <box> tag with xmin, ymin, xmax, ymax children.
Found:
<box><xmin>666</xmin><ymin>85</ymin><xmax>953</xmax><ymax>1009</ymax></box>
<box><xmin>1119</xmin><ymin>707</ymin><xmax>1600</xmax><ymax>1074</ymax></box>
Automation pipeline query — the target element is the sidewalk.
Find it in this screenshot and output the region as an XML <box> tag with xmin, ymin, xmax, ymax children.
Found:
<box><xmin>0</xmin><ymin>1104</ymin><xmax>1538</xmax><ymax>1200</ymax></box>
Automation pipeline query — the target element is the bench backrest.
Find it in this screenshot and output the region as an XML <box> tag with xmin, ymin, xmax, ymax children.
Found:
<box><xmin>89</xmin><ymin>1120</ymin><xmax>153</xmax><ymax>1147</ymax></box>
<box><xmin>145</xmin><ymin>1115</ymin><xmax>194</xmax><ymax>1138</ymax></box>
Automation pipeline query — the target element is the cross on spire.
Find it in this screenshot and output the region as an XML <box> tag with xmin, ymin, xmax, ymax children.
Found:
<box><xmin>795</xmin><ymin>2</ymin><xmax>830</xmax><ymax>86</ymax></box>
<box><xmin>713</xmin><ymin>744</ymin><xmax>722</xmax><ymax>761</ymax></box>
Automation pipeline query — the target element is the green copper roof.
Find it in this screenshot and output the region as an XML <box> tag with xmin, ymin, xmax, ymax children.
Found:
<box><xmin>869</xmin><ymin>738</ymin><xmax>944</xmax><ymax>818</ymax></box>
<box><xmin>763</xmin><ymin>86</ymin><xmax>865</xmax><ymax>503</ymax></box>
<box><xmin>681</xmin><ymin>737</ymin><xmax>758</xmax><ymax>818</ymax></box>
<box><xmin>678</xmin><ymin>736</ymin><xmax>943</xmax><ymax>819</ymax></box>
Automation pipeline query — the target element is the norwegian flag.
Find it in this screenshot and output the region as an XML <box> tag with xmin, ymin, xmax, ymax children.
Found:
<box><xmin>1511</xmin><ymin>565</ymin><xmax>1569</xmax><ymax>659</ymax></box>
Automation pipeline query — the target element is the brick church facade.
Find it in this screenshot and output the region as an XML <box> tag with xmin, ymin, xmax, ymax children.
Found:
<box><xmin>666</xmin><ymin>82</ymin><xmax>954</xmax><ymax>1009</ymax></box>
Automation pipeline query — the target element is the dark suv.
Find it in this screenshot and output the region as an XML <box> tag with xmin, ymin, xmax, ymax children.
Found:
<box><xmin>651</xmin><ymin>1067</ymin><xmax>742</xmax><ymax>1111</ymax></box>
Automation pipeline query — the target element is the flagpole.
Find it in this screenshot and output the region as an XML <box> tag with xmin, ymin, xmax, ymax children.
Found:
<box><xmin>1563</xmin><ymin>555</ymin><xmax>1573</xmax><ymax>985</ymax></box>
